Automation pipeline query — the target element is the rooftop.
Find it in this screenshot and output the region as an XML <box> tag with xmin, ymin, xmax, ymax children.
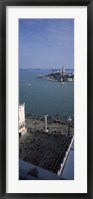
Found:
<box><xmin>19</xmin><ymin>117</ymin><xmax>73</xmax><ymax>177</ymax></box>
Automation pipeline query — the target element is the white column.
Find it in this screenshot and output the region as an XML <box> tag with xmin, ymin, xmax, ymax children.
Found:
<box><xmin>44</xmin><ymin>115</ymin><xmax>49</xmax><ymax>132</ymax></box>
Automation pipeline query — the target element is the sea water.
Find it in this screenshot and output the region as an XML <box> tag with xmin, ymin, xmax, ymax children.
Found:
<box><xmin>19</xmin><ymin>69</ymin><xmax>74</xmax><ymax>120</ymax></box>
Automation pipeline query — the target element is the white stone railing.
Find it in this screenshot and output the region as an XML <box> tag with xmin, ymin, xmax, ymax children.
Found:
<box><xmin>57</xmin><ymin>136</ymin><xmax>74</xmax><ymax>176</ymax></box>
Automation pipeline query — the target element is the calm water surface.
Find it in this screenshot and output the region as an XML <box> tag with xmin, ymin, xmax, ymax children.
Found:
<box><xmin>19</xmin><ymin>69</ymin><xmax>74</xmax><ymax>120</ymax></box>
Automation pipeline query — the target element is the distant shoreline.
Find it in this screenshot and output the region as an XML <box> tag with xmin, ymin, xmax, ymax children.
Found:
<box><xmin>19</xmin><ymin>68</ymin><xmax>74</xmax><ymax>70</ymax></box>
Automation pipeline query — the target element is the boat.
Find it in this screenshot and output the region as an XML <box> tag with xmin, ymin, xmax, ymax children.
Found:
<box><xmin>25</xmin><ymin>84</ymin><xmax>31</xmax><ymax>86</ymax></box>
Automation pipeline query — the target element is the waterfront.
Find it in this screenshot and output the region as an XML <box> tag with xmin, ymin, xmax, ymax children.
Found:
<box><xmin>19</xmin><ymin>69</ymin><xmax>74</xmax><ymax>180</ymax></box>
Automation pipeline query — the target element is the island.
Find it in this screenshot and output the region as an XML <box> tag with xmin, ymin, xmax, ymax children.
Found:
<box><xmin>36</xmin><ymin>67</ymin><xmax>74</xmax><ymax>83</ymax></box>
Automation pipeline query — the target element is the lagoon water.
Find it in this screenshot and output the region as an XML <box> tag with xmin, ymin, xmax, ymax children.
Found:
<box><xmin>19</xmin><ymin>69</ymin><xmax>74</xmax><ymax>120</ymax></box>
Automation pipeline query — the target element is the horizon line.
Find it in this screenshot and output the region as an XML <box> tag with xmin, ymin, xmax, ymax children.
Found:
<box><xmin>19</xmin><ymin>67</ymin><xmax>74</xmax><ymax>70</ymax></box>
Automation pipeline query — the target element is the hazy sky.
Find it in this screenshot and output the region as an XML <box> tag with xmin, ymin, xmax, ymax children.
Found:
<box><xmin>19</xmin><ymin>19</ymin><xmax>74</xmax><ymax>69</ymax></box>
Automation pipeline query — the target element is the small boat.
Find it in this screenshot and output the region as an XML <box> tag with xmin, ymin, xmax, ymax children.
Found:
<box><xmin>25</xmin><ymin>84</ymin><xmax>31</xmax><ymax>86</ymax></box>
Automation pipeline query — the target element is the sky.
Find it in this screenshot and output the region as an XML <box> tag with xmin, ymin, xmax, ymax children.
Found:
<box><xmin>19</xmin><ymin>19</ymin><xmax>74</xmax><ymax>69</ymax></box>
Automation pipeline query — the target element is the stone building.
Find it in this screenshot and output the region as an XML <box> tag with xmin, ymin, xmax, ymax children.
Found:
<box><xmin>19</xmin><ymin>103</ymin><xmax>27</xmax><ymax>136</ymax></box>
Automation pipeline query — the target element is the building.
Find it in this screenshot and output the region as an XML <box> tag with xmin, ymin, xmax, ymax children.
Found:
<box><xmin>60</xmin><ymin>66</ymin><xmax>65</xmax><ymax>77</ymax></box>
<box><xmin>68</xmin><ymin>77</ymin><xmax>73</xmax><ymax>82</ymax></box>
<box><xmin>19</xmin><ymin>103</ymin><xmax>27</xmax><ymax>136</ymax></box>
